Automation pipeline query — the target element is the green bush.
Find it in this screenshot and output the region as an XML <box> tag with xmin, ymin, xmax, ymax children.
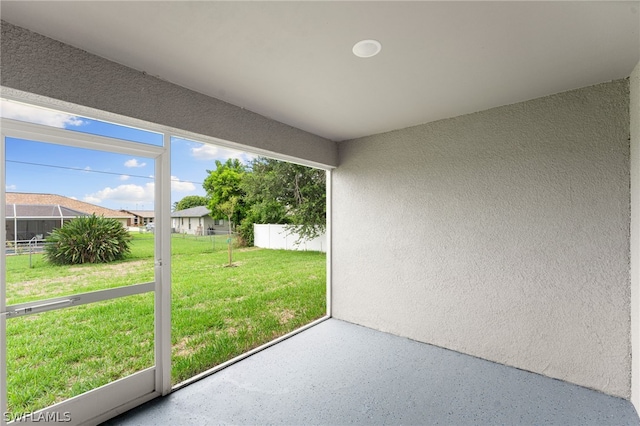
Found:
<box><xmin>44</xmin><ymin>215</ymin><xmax>132</xmax><ymax>265</ymax></box>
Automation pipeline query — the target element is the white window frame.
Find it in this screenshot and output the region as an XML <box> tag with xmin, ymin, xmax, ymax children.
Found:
<box><xmin>0</xmin><ymin>117</ymin><xmax>172</xmax><ymax>425</ymax></box>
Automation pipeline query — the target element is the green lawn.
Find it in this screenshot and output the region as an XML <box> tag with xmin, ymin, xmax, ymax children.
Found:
<box><xmin>5</xmin><ymin>233</ymin><xmax>326</xmax><ymax>414</ymax></box>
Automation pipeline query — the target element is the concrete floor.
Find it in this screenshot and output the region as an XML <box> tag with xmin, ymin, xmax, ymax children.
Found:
<box><xmin>104</xmin><ymin>319</ymin><xmax>640</xmax><ymax>425</ymax></box>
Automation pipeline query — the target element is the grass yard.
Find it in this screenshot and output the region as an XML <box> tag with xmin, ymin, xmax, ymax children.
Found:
<box><xmin>4</xmin><ymin>233</ymin><xmax>326</xmax><ymax>414</ymax></box>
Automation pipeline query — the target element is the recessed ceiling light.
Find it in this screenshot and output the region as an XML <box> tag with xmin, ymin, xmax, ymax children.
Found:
<box><xmin>352</xmin><ymin>39</ymin><xmax>382</xmax><ymax>58</ymax></box>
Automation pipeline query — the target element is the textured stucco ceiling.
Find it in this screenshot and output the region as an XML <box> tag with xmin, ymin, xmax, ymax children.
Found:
<box><xmin>1</xmin><ymin>1</ymin><xmax>638</xmax><ymax>141</ymax></box>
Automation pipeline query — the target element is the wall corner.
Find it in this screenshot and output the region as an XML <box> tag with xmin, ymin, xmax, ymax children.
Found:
<box><xmin>631</xmin><ymin>59</ymin><xmax>640</xmax><ymax>411</ymax></box>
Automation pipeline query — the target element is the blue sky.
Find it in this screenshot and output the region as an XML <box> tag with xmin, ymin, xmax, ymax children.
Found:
<box><xmin>2</xmin><ymin>100</ymin><xmax>255</xmax><ymax>211</ymax></box>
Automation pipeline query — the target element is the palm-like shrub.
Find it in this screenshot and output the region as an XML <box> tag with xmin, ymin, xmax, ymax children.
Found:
<box><xmin>44</xmin><ymin>214</ymin><xmax>132</xmax><ymax>265</ymax></box>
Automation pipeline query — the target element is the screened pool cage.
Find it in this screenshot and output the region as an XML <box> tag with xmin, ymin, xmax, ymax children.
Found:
<box><xmin>5</xmin><ymin>204</ymin><xmax>87</xmax><ymax>251</ymax></box>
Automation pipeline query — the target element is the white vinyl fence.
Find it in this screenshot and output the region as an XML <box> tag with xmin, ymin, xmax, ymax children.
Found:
<box><xmin>253</xmin><ymin>224</ymin><xmax>326</xmax><ymax>252</ymax></box>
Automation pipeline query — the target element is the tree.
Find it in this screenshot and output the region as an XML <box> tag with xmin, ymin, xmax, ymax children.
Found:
<box><xmin>173</xmin><ymin>195</ymin><xmax>209</xmax><ymax>211</ymax></box>
<box><xmin>240</xmin><ymin>157</ymin><xmax>326</xmax><ymax>243</ymax></box>
<box><xmin>218</xmin><ymin>196</ymin><xmax>239</xmax><ymax>266</ymax></box>
<box><xmin>202</xmin><ymin>159</ymin><xmax>247</xmax><ymax>227</ymax></box>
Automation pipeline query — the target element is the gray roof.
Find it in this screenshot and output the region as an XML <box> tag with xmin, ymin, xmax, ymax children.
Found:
<box><xmin>6</xmin><ymin>204</ymin><xmax>88</xmax><ymax>219</ymax></box>
<box><xmin>171</xmin><ymin>206</ymin><xmax>211</xmax><ymax>218</ymax></box>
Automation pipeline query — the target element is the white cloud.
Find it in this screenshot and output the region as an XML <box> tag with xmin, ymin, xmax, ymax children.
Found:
<box><xmin>85</xmin><ymin>176</ymin><xmax>195</xmax><ymax>207</ymax></box>
<box><xmin>190</xmin><ymin>143</ymin><xmax>255</xmax><ymax>164</ymax></box>
<box><xmin>83</xmin><ymin>196</ymin><xmax>102</xmax><ymax>204</ymax></box>
<box><xmin>84</xmin><ymin>183</ymin><xmax>155</xmax><ymax>204</ymax></box>
<box><xmin>191</xmin><ymin>144</ymin><xmax>219</xmax><ymax>160</ymax></box>
<box><xmin>84</xmin><ymin>166</ymin><xmax>92</xmax><ymax>171</ymax></box>
<box><xmin>6</xmin><ymin>184</ymin><xmax>16</xmax><ymax>191</ymax></box>
<box><xmin>225</xmin><ymin>149</ymin><xmax>256</xmax><ymax>163</ymax></box>
<box><xmin>0</xmin><ymin>100</ymin><xmax>85</xmax><ymax>128</ymax></box>
<box><xmin>124</xmin><ymin>159</ymin><xmax>147</xmax><ymax>168</ymax></box>
<box><xmin>171</xmin><ymin>176</ymin><xmax>196</xmax><ymax>191</ymax></box>
<box><xmin>120</xmin><ymin>175</ymin><xmax>130</xmax><ymax>181</ymax></box>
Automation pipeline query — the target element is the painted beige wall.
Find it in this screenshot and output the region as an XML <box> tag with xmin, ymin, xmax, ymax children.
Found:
<box><xmin>0</xmin><ymin>22</ymin><xmax>337</xmax><ymax>168</ymax></box>
<box><xmin>631</xmin><ymin>60</ymin><xmax>640</xmax><ymax>410</ymax></box>
<box><xmin>333</xmin><ymin>80</ymin><xmax>631</xmax><ymax>398</ymax></box>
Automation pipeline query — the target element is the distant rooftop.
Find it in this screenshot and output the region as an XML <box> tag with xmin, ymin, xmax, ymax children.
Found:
<box><xmin>6</xmin><ymin>204</ymin><xmax>87</xmax><ymax>219</ymax></box>
<box><xmin>121</xmin><ymin>210</ymin><xmax>155</xmax><ymax>218</ymax></box>
<box><xmin>6</xmin><ymin>192</ymin><xmax>131</xmax><ymax>218</ymax></box>
<box><xmin>171</xmin><ymin>206</ymin><xmax>211</xmax><ymax>218</ymax></box>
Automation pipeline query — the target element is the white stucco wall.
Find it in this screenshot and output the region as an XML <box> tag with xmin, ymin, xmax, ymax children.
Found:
<box><xmin>333</xmin><ymin>80</ymin><xmax>631</xmax><ymax>398</ymax></box>
<box><xmin>631</xmin><ymin>60</ymin><xmax>640</xmax><ymax>409</ymax></box>
<box><xmin>0</xmin><ymin>22</ymin><xmax>337</xmax><ymax>168</ymax></box>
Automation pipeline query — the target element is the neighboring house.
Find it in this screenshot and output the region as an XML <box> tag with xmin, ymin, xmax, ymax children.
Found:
<box><xmin>171</xmin><ymin>206</ymin><xmax>227</xmax><ymax>235</ymax></box>
<box><xmin>120</xmin><ymin>209</ymin><xmax>155</xmax><ymax>227</ymax></box>
<box><xmin>5</xmin><ymin>192</ymin><xmax>133</xmax><ymax>244</ymax></box>
<box><xmin>5</xmin><ymin>204</ymin><xmax>87</xmax><ymax>246</ymax></box>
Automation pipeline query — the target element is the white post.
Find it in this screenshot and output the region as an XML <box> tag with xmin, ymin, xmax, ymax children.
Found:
<box><xmin>326</xmin><ymin>169</ymin><xmax>332</xmax><ymax>317</ymax></box>
<box><xmin>1</xmin><ymin>131</ymin><xmax>7</xmax><ymax>423</ymax></box>
<box><xmin>14</xmin><ymin>205</ymin><xmax>18</xmax><ymax>248</ymax></box>
<box><xmin>155</xmin><ymin>133</ymin><xmax>172</xmax><ymax>396</ymax></box>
